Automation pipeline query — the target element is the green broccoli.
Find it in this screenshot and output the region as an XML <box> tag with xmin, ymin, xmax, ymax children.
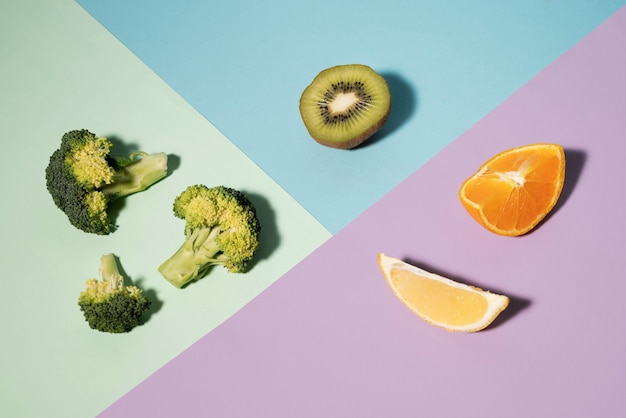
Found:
<box><xmin>45</xmin><ymin>129</ymin><xmax>168</xmax><ymax>235</ymax></box>
<box><xmin>78</xmin><ymin>253</ymin><xmax>151</xmax><ymax>333</ymax></box>
<box><xmin>158</xmin><ymin>185</ymin><xmax>261</xmax><ymax>288</ymax></box>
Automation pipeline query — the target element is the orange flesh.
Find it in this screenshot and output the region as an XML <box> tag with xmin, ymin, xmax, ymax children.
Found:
<box><xmin>390</xmin><ymin>268</ymin><xmax>488</xmax><ymax>326</ymax></box>
<box><xmin>460</xmin><ymin>144</ymin><xmax>565</xmax><ymax>235</ymax></box>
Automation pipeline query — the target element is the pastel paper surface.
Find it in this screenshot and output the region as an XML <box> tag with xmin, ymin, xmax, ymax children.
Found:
<box><xmin>2</xmin><ymin>1</ymin><xmax>625</xmax><ymax>417</ymax></box>
<box><xmin>99</xmin><ymin>7</ymin><xmax>626</xmax><ymax>417</ymax></box>
<box><xmin>77</xmin><ymin>0</ymin><xmax>626</xmax><ymax>233</ymax></box>
<box><xmin>0</xmin><ymin>1</ymin><xmax>329</xmax><ymax>417</ymax></box>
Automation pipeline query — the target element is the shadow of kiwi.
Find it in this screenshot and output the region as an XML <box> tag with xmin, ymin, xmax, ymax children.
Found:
<box><xmin>524</xmin><ymin>147</ymin><xmax>586</xmax><ymax>236</ymax></box>
<box><xmin>358</xmin><ymin>71</ymin><xmax>418</xmax><ymax>148</ymax></box>
<box><xmin>403</xmin><ymin>257</ymin><xmax>532</xmax><ymax>332</ymax></box>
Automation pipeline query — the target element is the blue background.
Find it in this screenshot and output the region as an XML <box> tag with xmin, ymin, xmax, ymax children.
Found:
<box><xmin>77</xmin><ymin>0</ymin><xmax>625</xmax><ymax>233</ymax></box>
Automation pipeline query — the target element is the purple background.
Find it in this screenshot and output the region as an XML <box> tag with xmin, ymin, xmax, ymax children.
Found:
<box><xmin>100</xmin><ymin>7</ymin><xmax>626</xmax><ymax>417</ymax></box>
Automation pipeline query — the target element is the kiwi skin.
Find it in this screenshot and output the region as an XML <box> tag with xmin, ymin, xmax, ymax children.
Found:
<box><xmin>299</xmin><ymin>64</ymin><xmax>391</xmax><ymax>149</ymax></box>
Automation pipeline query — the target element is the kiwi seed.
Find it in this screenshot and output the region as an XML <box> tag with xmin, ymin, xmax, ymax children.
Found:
<box><xmin>299</xmin><ymin>64</ymin><xmax>391</xmax><ymax>149</ymax></box>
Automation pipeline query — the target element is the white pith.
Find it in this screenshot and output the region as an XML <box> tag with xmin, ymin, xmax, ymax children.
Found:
<box><xmin>329</xmin><ymin>92</ymin><xmax>358</xmax><ymax>113</ymax></box>
<box><xmin>496</xmin><ymin>170</ymin><xmax>526</xmax><ymax>187</ymax></box>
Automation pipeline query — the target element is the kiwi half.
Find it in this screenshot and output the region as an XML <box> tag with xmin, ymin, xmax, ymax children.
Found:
<box><xmin>299</xmin><ymin>64</ymin><xmax>391</xmax><ymax>149</ymax></box>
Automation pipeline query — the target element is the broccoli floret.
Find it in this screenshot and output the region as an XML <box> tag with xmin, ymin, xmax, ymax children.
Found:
<box><xmin>158</xmin><ymin>185</ymin><xmax>261</xmax><ymax>288</ymax></box>
<box><xmin>45</xmin><ymin>129</ymin><xmax>168</xmax><ymax>234</ymax></box>
<box><xmin>78</xmin><ymin>253</ymin><xmax>151</xmax><ymax>333</ymax></box>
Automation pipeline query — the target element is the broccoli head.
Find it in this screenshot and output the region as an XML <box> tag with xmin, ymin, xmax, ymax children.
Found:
<box><xmin>45</xmin><ymin>129</ymin><xmax>168</xmax><ymax>234</ymax></box>
<box><xmin>78</xmin><ymin>253</ymin><xmax>151</xmax><ymax>333</ymax></box>
<box><xmin>158</xmin><ymin>185</ymin><xmax>261</xmax><ymax>288</ymax></box>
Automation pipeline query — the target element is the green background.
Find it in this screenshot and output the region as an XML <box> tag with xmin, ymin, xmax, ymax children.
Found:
<box><xmin>0</xmin><ymin>1</ymin><xmax>330</xmax><ymax>416</ymax></box>
<box><xmin>3</xmin><ymin>0</ymin><xmax>625</xmax><ymax>416</ymax></box>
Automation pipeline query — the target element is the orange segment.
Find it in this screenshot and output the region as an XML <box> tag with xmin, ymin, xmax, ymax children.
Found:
<box><xmin>378</xmin><ymin>253</ymin><xmax>509</xmax><ymax>332</ymax></box>
<box><xmin>459</xmin><ymin>143</ymin><xmax>566</xmax><ymax>236</ymax></box>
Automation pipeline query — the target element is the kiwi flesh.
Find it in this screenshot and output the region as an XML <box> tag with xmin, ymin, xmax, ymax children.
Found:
<box><xmin>299</xmin><ymin>64</ymin><xmax>391</xmax><ymax>149</ymax></box>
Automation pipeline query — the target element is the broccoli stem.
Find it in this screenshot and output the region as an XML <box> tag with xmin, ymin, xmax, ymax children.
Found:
<box><xmin>100</xmin><ymin>152</ymin><xmax>168</xmax><ymax>200</ymax></box>
<box><xmin>100</xmin><ymin>253</ymin><xmax>124</xmax><ymax>288</ymax></box>
<box><xmin>158</xmin><ymin>226</ymin><xmax>227</xmax><ymax>288</ymax></box>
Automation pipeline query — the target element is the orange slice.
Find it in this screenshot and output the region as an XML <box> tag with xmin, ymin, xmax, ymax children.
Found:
<box><xmin>378</xmin><ymin>253</ymin><xmax>509</xmax><ymax>332</ymax></box>
<box><xmin>459</xmin><ymin>143</ymin><xmax>566</xmax><ymax>236</ymax></box>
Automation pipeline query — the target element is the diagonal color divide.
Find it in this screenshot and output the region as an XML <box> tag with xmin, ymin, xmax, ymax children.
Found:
<box><xmin>0</xmin><ymin>1</ymin><xmax>330</xmax><ymax>417</ymax></box>
<box><xmin>77</xmin><ymin>0</ymin><xmax>626</xmax><ymax>233</ymax></box>
<box><xmin>2</xmin><ymin>2</ymin><xmax>624</xmax><ymax>417</ymax></box>
<box><xmin>98</xmin><ymin>6</ymin><xmax>626</xmax><ymax>417</ymax></box>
